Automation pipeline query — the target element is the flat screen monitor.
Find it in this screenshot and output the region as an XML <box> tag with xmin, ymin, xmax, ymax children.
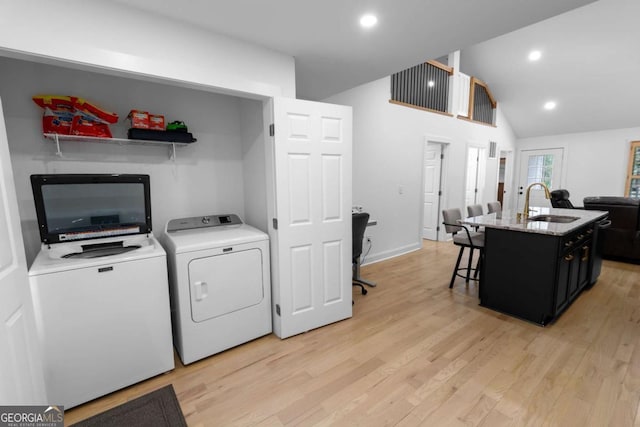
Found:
<box><xmin>30</xmin><ymin>174</ymin><xmax>152</xmax><ymax>244</ymax></box>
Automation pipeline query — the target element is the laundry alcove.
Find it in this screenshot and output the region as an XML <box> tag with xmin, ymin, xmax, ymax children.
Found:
<box><xmin>0</xmin><ymin>51</ymin><xmax>354</xmax><ymax>343</ymax></box>
<box><xmin>0</xmin><ymin>55</ymin><xmax>268</xmax><ymax>265</ymax></box>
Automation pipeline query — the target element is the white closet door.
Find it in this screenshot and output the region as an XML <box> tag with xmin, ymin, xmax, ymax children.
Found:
<box><xmin>422</xmin><ymin>143</ymin><xmax>442</xmax><ymax>240</ymax></box>
<box><xmin>269</xmin><ymin>97</ymin><xmax>352</xmax><ymax>339</ymax></box>
<box><xmin>0</xmin><ymin>97</ymin><xmax>47</xmax><ymax>404</ymax></box>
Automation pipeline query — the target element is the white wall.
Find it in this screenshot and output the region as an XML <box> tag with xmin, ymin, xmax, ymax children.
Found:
<box><xmin>325</xmin><ymin>76</ymin><xmax>517</xmax><ymax>263</ymax></box>
<box><xmin>240</xmin><ymin>99</ymin><xmax>268</xmax><ymax>232</ymax></box>
<box><xmin>516</xmin><ymin>127</ymin><xmax>640</xmax><ymax>206</ymax></box>
<box><xmin>0</xmin><ymin>56</ymin><xmax>264</xmax><ymax>264</ymax></box>
<box><xmin>0</xmin><ymin>0</ymin><xmax>295</xmax><ymax>99</ymax></box>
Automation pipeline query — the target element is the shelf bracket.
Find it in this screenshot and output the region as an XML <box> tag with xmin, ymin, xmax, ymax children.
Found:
<box><xmin>169</xmin><ymin>143</ymin><xmax>177</xmax><ymax>161</ymax></box>
<box><xmin>53</xmin><ymin>134</ymin><xmax>63</xmax><ymax>157</ymax></box>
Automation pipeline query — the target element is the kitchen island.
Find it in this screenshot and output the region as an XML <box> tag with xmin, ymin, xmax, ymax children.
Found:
<box><xmin>463</xmin><ymin>207</ymin><xmax>608</xmax><ymax>325</ymax></box>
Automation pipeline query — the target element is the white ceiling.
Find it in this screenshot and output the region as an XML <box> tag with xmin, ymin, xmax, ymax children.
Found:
<box><xmin>107</xmin><ymin>0</ymin><xmax>638</xmax><ymax>139</ymax></box>
<box><xmin>461</xmin><ymin>0</ymin><xmax>640</xmax><ymax>138</ymax></box>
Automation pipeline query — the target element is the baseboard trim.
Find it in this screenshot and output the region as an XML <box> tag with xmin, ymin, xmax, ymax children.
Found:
<box><xmin>361</xmin><ymin>242</ymin><xmax>422</xmax><ymax>266</ymax></box>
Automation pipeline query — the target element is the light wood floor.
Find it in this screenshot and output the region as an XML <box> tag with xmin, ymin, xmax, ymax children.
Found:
<box><xmin>65</xmin><ymin>240</ymin><xmax>640</xmax><ymax>426</ymax></box>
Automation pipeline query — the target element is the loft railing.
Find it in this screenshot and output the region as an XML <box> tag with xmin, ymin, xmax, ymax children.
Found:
<box><xmin>389</xmin><ymin>60</ymin><xmax>453</xmax><ymax>115</ymax></box>
<box><xmin>468</xmin><ymin>77</ymin><xmax>496</xmax><ymax>126</ymax></box>
<box><xmin>390</xmin><ymin>59</ymin><xmax>497</xmax><ymax>126</ymax></box>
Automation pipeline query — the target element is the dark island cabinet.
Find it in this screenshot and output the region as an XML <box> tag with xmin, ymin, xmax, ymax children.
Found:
<box><xmin>480</xmin><ymin>222</ymin><xmax>595</xmax><ymax>325</ymax></box>
<box><xmin>556</xmin><ymin>229</ymin><xmax>592</xmax><ymax>313</ymax></box>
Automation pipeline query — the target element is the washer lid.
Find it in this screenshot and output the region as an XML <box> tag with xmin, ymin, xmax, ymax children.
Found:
<box><xmin>164</xmin><ymin>223</ymin><xmax>268</xmax><ymax>253</ymax></box>
<box><xmin>28</xmin><ymin>235</ymin><xmax>166</xmax><ymax>276</ymax></box>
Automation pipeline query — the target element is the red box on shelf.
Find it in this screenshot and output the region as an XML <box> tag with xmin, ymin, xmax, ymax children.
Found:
<box><xmin>127</xmin><ymin>110</ymin><xmax>150</xmax><ymax>129</ymax></box>
<box><xmin>149</xmin><ymin>114</ymin><xmax>165</xmax><ymax>130</ymax></box>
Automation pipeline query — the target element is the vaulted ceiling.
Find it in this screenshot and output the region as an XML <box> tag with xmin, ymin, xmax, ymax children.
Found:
<box><xmin>461</xmin><ymin>0</ymin><xmax>640</xmax><ymax>138</ymax></box>
<box><xmin>108</xmin><ymin>0</ymin><xmax>638</xmax><ymax>138</ymax></box>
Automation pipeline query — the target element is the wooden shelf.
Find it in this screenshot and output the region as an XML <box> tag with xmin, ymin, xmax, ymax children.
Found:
<box><xmin>43</xmin><ymin>133</ymin><xmax>194</xmax><ymax>160</ymax></box>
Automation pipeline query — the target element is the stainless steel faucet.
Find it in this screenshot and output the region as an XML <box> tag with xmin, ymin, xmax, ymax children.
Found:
<box><xmin>523</xmin><ymin>182</ymin><xmax>551</xmax><ymax>220</ymax></box>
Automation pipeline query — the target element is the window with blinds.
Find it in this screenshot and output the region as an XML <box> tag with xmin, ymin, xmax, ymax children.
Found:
<box><xmin>626</xmin><ymin>141</ymin><xmax>640</xmax><ymax>198</ymax></box>
<box><xmin>527</xmin><ymin>154</ymin><xmax>554</xmax><ymax>188</ymax></box>
<box><xmin>389</xmin><ymin>60</ymin><xmax>453</xmax><ymax>114</ymax></box>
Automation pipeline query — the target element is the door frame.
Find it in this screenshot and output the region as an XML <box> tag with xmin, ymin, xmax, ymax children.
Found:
<box><xmin>420</xmin><ymin>135</ymin><xmax>450</xmax><ymax>242</ymax></box>
<box><xmin>498</xmin><ymin>149</ymin><xmax>514</xmax><ymax>211</ymax></box>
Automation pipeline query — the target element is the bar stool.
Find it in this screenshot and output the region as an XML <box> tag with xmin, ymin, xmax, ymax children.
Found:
<box><xmin>466</xmin><ymin>204</ymin><xmax>484</xmax><ymax>231</ymax></box>
<box><xmin>487</xmin><ymin>201</ymin><xmax>502</xmax><ymax>214</ymax></box>
<box><xmin>467</xmin><ymin>204</ymin><xmax>484</xmax><ymax>217</ymax></box>
<box><xmin>442</xmin><ymin>208</ymin><xmax>485</xmax><ymax>288</ymax></box>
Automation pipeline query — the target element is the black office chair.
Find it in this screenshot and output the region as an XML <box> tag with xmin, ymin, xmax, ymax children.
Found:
<box><xmin>442</xmin><ymin>208</ymin><xmax>485</xmax><ymax>288</ymax></box>
<box><xmin>352</xmin><ymin>212</ymin><xmax>370</xmax><ymax>296</ymax></box>
<box><xmin>550</xmin><ymin>189</ymin><xmax>575</xmax><ymax>208</ymax></box>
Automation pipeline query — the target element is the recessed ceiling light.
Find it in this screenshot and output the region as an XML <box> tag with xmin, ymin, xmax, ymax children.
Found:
<box><xmin>359</xmin><ymin>14</ymin><xmax>378</xmax><ymax>28</ymax></box>
<box><xmin>528</xmin><ymin>50</ymin><xmax>542</xmax><ymax>61</ymax></box>
<box><xmin>543</xmin><ymin>101</ymin><xmax>556</xmax><ymax>110</ymax></box>
<box><xmin>427</xmin><ymin>80</ymin><xmax>435</xmax><ymax>88</ymax></box>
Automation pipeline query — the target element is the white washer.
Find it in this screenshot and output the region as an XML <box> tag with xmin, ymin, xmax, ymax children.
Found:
<box><xmin>162</xmin><ymin>214</ymin><xmax>272</xmax><ymax>365</ymax></box>
<box><xmin>28</xmin><ymin>235</ymin><xmax>174</xmax><ymax>408</ymax></box>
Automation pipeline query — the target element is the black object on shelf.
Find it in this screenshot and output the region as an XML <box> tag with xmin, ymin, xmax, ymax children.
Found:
<box><xmin>128</xmin><ymin>128</ymin><xmax>196</xmax><ymax>143</ymax></box>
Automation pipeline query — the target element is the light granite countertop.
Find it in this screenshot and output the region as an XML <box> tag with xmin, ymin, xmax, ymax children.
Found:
<box><xmin>462</xmin><ymin>207</ymin><xmax>608</xmax><ymax>236</ymax></box>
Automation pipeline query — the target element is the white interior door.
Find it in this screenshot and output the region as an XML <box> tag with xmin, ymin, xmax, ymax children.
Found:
<box><xmin>465</xmin><ymin>146</ymin><xmax>486</xmax><ymax>209</ymax></box>
<box><xmin>422</xmin><ymin>143</ymin><xmax>442</xmax><ymax>240</ymax></box>
<box><xmin>0</xmin><ymin>97</ymin><xmax>47</xmax><ymax>404</ymax></box>
<box><xmin>516</xmin><ymin>148</ymin><xmax>564</xmax><ymax>211</ymax></box>
<box><xmin>269</xmin><ymin>97</ymin><xmax>352</xmax><ymax>339</ymax></box>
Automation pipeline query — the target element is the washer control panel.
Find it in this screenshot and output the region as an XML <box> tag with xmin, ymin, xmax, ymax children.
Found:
<box><xmin>167</xmin><ymin>214</ymin><xmax>243</xmax><ymax>232</ymax></box>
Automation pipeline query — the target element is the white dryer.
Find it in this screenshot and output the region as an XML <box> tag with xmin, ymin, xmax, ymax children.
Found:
<box><xmin>162</xmin><ymin>214</ymin><xmax>272</xmax><ymax>365</ymax></box>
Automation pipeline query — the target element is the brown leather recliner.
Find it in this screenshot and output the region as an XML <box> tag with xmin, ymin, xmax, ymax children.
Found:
<box><xmin>583</xmin><ymin>196</ymin><xmax>640</xmax><ymax>263</ymax></box>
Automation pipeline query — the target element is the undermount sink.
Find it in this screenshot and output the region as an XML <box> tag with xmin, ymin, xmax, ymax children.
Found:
<box><xmin>528</xmin><ymin>214</ymin><xmax>580</xmax><ymax>223</ymax></box>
